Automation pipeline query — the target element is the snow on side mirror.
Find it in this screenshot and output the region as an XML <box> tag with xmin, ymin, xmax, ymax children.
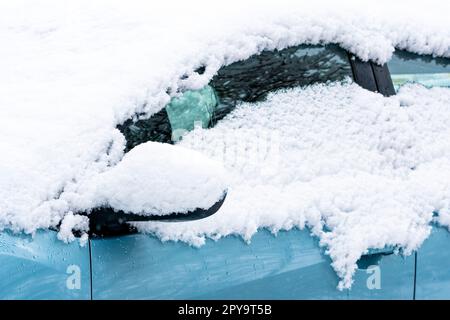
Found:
<box><xmin>84</xmin><ymin>142</ymin><xmax>227</xmax><ymax>236</ymax></box>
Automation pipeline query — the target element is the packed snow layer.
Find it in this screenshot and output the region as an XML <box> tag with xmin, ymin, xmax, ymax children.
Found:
<box><xmin>1</xmin><ymin>0</ymin><xmax>450</xmax><ymax>288</ymax></box>
<box><xmin>67</xmin><ymin>142</ymin><xmax>227</xmax><ymax>216</ymax></box>
<box><xmin>137</xmin><ymin>82</ymin><xmax>450</xmax><ymax>289</ymax></box>
<box><xmin>1</xmin><ymin>0</ymin><xmax>450</xmax><ymax>232</ymax></box>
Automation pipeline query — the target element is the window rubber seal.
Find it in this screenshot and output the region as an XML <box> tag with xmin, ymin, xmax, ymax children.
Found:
<box><xmin>371</xmin><ymin>62</ymin><xmax>396</xmax><ymax>97</ymax></box>
<box><xmin>348</xmin><ymin>53</ymin><xmax>378</xmax><ymax>93</ymax></box>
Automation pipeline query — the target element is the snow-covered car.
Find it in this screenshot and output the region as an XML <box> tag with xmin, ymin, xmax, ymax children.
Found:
<box><xmin>2</xmin><ymin>1</ymin><xmax>450</xmax><ymax>300</ymax></box>
<box><xmin>2</xmin><ymin>41</ymin><xmax>450</xmax><ymax>299</ymax></box>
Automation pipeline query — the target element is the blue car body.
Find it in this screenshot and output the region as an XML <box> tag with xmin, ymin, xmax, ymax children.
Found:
<box><xmin>0</xmin><ymin>230</ymin><xmax>90</xmax><ymax>299</ymax></box>
<box><xmin>2</xmin><ymin>227</ymin><xmax>442</xmax><ymax>300</ymax></box>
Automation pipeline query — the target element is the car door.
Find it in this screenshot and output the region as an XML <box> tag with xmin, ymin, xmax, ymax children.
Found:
<box><xmin>90</xmin><ymin>229</ymin><xmax>347</xmax><ymax>299</ymax></box>
<box><xmin>386</xmin><ymin>50</ymin><xmax>450</xmax><ymax>299</ymax></box>
<box><xmin>89</xmin><ymin>44</ymin><xmax>416</xmax><ymax>299</ymax></box>
<box><xmin>0</xmin><ymin>230</ymin><xmax>91</xmax><ymax>299</ymax></box>
<box><xmin>347</xmin><ymin>249</ymin><xmax>415</xmax><ymax>299</ymax></box>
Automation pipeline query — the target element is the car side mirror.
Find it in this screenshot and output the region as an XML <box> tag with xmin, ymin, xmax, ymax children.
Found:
<box><xmin>84</xmin><ymin>142</ymin><xmax>227</xmax><ymax>236</ymax></box>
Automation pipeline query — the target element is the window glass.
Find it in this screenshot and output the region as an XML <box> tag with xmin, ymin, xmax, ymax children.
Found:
<box><xmin>210</xmin><ymin>44</ymin><xmax>352</xmax><ymax>122</ymax></box>
<box><xmin>119</xmin><ymin>44</ymin><xmax>352</xmax><ymax>151</ymax></box>
<box><xmin>387</xmin><ymin>50</ymin><xmax>450</xmax><ymax>91</ymax></box>
<box><xmin>118</xmin><ymin>86</ymin><xmax>218</xmax><ymax>150</ymax></box>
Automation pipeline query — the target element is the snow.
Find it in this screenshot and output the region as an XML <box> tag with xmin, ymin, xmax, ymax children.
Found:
<box><xmin>66</xmin><ymin>142</ymin><xmax>227</xmax><ymax>216</ymax></box>
<box><xmin>138</xmin><ymin>82</ymin><xmax>450</xmax><ymax>289</ymax></box>
<box><xmin>1</xmin><ymin>0</ymin><xmax>450</xmax><ymax>289</ymax></box>
<box><xmin>57</xmin><ymin>212</ymin><xmax>89</xmax><ymax>246</ymax></box>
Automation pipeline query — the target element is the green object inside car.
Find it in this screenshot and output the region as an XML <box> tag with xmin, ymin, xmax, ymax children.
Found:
<box><xmin>166</xmin><ymin>85</ymin><xmax>218</xmax><ymax>142</ymax></box>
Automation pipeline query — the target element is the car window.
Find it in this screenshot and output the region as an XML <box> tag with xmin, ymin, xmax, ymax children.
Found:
<box><xmin>387</xmin><ymin>50</ymin><xmax>450</xmax><ymax>92</ymax></box>
<box><xmin>119</xmin><ymin>44</ymin><xmax>352</xmax><ymax>150</ymax></box>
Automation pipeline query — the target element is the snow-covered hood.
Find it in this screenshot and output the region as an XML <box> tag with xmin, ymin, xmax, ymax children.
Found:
<box><xmin>1</xmin><ymin>0</ymin><xmax>450</xmax><ymax>289</ymax></box>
